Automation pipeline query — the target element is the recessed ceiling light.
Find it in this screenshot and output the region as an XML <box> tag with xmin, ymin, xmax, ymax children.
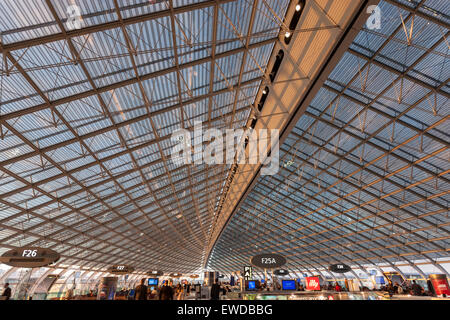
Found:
<box><xmin>285</xmin><ymin>31</ymin><xmax>291</xmax><ymax>38</ymax></box>
<box><xmin>295</xmin><ymin>4</ymin><xmax>302</xmax><ymax>11</ymax></box>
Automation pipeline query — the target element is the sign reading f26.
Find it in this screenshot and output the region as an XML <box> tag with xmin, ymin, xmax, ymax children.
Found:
<box><xmin>250</xmin><ymin>253</ymin><xmax>286</xmax><ymax>269</ymax></box>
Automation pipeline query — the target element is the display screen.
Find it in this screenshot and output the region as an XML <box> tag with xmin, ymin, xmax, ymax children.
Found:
<box><xmin>261</xmin><ymin>279</ymin><xmax>265</xmax><ymax>283</ymax></box>
<box><xmin>247</xmin><ymin>281</ymin><xmax>256</xmax><ymax>290</ymax></box>
<box><xmin>282</xmin><ymin>280</ymin><xmax>296</xmax><ymax>290</ymax></box>
<box><xmin>375</xmin><ymin>276</ymin><xmax>385</xmax><ymax>284</ymax></box>
<box><xmin>148</xmin><ymin>278</ymin><xmax>159</xmax><ymax>286</ymax></box>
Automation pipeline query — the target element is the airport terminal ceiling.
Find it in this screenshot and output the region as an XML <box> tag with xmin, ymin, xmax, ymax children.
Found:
<box><xmin>208</xmin><ymin>0</ymin><xmax>450</xmax><ymax>276</ymax></box>
<box><xmin>0</xmin><ymin>0</ymin><xmax>449</xmax><ymax>280</ymax></box>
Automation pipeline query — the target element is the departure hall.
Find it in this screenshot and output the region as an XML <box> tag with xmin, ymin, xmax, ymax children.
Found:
<box><xmin>0</xmin><ymin>0</ymin><xmax>449</xmax><ymax>317</ymax></box>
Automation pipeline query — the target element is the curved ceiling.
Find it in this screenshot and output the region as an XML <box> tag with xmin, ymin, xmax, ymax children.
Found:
<box><xmin>207</xmin><ymin>0</ymin><xmax>450</xmax><ymax>277</ymax></box>
<box><xmin>0</xmin><ymin>0</ymin><xmax>448</xmax><ymax>278</ymax></box>
<box><xmin>0</xmin><ymin>0</ymin><xmax>291</xmax><ymax>273</ymax></box>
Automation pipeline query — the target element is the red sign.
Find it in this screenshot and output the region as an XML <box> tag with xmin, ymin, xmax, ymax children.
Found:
<box><xmin>306</xmin><ymin>277</ymin><xmax>320</xmax><ymax>291</ymax></box>
<box><xmin>430</xmin><ymin>274</ymin><xmax>450</xmax><ymax>296</ymax></box>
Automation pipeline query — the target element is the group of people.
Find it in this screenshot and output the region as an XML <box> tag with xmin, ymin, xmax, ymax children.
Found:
<box><xmin>133</xmin><ymin>279</ymin><xmax>197</xmax><ymax>300</ymax></box>
<box><xmin>381</xmin><ymin>280</ymin><xmax>438</xmax><ymax>297</ymax></box>
<box><xmin>299</xmin><ymin>279</ymin><xmax>438</xmax><ymax>296</ymax></box>
<box><xmin>321</xmin><ymin>283</ymin><xmax>346</xmax><ymax>292</ymax></box>
<box><xmin>210</xmin><ymin>279</ymin><xmax>232</xmax><ymax>300</ymax></box>
<box><xmin>1</xmin><ymin>277</ymin><xmax>444</xmax><ymax>300</ymax></box>
<box><xmin>133</xmin><ymin>278</ymin><xmax>232</xmax><ymax>300</ymax></box>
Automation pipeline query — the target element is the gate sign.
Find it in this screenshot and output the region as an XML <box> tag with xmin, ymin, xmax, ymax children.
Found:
<box><xmin>250</xmin><ymin>253</ymin><xmax>286</xmax><ymax>269</ymax></box>
<box><xmin>306</xmin><ymin>276</ymin><xmax>320</xmax><ymax>291</ymax></box>
<box><xmin>0</xmin><ymin>247</ymin><xmax>60</xmax><ymax>268</ymax></box>
<box><xmin>274</xmin><ymin>269</ymin><xmax>290</xmax><ymax>276</ymax></box>
<box><xmin>147</xmin><ymin>270</ymin><xmax>164</xmax><ymax>277</ymax></box>
<box><xmin>108</xmin><ymin>265</ymin><xmax>134</xmax><ymax>275</ymax></box>
<box><xmin>329</xmin><ymin>264</ymin><xmax>351</xmax><ymax>274</ymax></box>
<box><xmin>170</xmin><ymin>273</ymin><xmax>182</xmax><ymax>278</ymax></box>
<box><xmin>244</xmin><ymin>266</ymin><xmax>253</xmax><ymax>280</ymax></box>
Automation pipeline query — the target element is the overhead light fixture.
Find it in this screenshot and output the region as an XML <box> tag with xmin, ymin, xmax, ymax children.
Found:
<box><xmin>176</xmin><ymin>214</ymin><xmax>182</xmax><ymax>219</ymax></box>
<box><xmin>285</xmin><ymin>31</ymin><xmax>291</xmax><ymax>38</ymax></box>
<box><xmin>295</xmin><ymin>4</ymin><xmax>302</xmax><ymax>11</ymax></box>
<box><xmin>262</xmin><ymin>89</ymin><xmax>267</xmax><ymax>94</ymax></box>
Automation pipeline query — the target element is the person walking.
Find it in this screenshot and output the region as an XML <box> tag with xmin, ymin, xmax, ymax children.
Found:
<box><xmin>210</xmin><ymin>279</ymin><xmax>221</xmax><ymax>300</ymax></box>
<box><xmin>176</xmin><ymin>284</ymin><xmax>185</xmax><ymax>300</ymax></box>
<box><xmin>386</xmin><ymin>282</ymin><xmax>395</xmax><ymax>297</ymax></box>
<box><xmin>134</xmin><ymin>278</ymin><xmax>148</xmax><ymax>300</ymax></box>
<box><xmin>2</xmin><ymin>283</ymin><xmax>11</xmax><ymax>300</ymax></box>
<box><xmin>186</xmin><ymin>283</ymin><xmax>191</xmax><ymax>295</ymax></box>
<box><xmin>334</xmin><ymin>283</ymin><xmax>342</xmax><ymax>292</ymax></box>
<box><xmin>159</xmin><ymin>283</ymin><xmax>174</xmax><ymax>300</ymax></box>
<box><xmin>426</xmin><ymin>279</ymin><xmax>436</xmax><ymax>297</ymax></box>
<box><xmin>411</xmin><ymin>280</ymin><xmax>423</xmax><ymax>296</ymax></box>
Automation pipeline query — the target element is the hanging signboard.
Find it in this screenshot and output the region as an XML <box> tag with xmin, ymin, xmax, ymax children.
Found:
<box><xmin>250</xmin><ymin>253</ymin><xmax>286</xmax><ymax>269</ymax></box>
<box><xmin>147</xmin><ymin>270</ymin><xmax>164</xmax><ymax>277</ymax></box>
<box><xmin>274</xmin><ymin>269</ymin><xmax>290</xmax><ymax>276</ymax></box>
<box><xmin>217</xmin><ymin>273</ymin><xmax>225</xmax><ymax>279</ymax></box>
<box><xmin>328</xmin><ymin>264</ymin><xmax>351</xmax><ymax>274</ymax></box>
<box><xmin>107</xmin><ymin>265</ymin><xmax>134</xmax><ymax>275</ymax></box>
<box><xmin>0</xmin><ymin>247</ymin><xmax>60</xmax><ymax>268</ymax></box>
<box><xmin>170</xmin><ymin>273</ymin><xmax>182</xmax><ymax>278</ymax></box>
<box><xmin>244</xmin><ymin>266</ymin><xmax>253</xmax><ymax>280</ymax></box>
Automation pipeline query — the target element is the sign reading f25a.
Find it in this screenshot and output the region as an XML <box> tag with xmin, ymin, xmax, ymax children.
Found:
<box><xmin>250</xmin><ymin>253</ymin><xmax>286</xmax><ymax>269</ymax></box>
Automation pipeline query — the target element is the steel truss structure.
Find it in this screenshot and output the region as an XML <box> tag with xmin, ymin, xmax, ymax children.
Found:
<box><xmin>0</xmin><ymin>0</ymin><xmax>291</xmax><ymax>273</ymax></box>
<box><xmin>208</xmin><ymin>0</ymin><xmax>450</xmax><ymax>279</ymax></box>
<box><xmin>0</xmin><ymin>0</ymin><xmax>448</xmax><ymax>281</ymax></box>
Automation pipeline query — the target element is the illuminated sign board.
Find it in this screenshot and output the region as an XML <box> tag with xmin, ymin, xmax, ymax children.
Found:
<box><xmin>306</xmin><ymin>277</ymin><xmax>320</xmax><ymax>290</ymax></box>
<box><xmin>0</xmin><ymin>247</ymin><xmax>60</xmax><ymax>268</ymax></box>
<box><xmin>274</xmin><ymin>269</ymin><xmax>290</xmax><ymax>276</ymax></box>
<box><xmin>328</xmin><ymin>264</ymin><xmax>351</xmax><ymax>273</ymax></box>
<box><xmin>169</xmin><ymin>273</ymin><xmax>182</xmax><ymax>278</ymax></box>
<box><xmin>244</xmin><ymin>266</ymin><xmax>253</xmax><ymax>280</ymax></box>
<box><xmin>250</xmin><ymin>253</ymin><xmax>286</xmax><ymax>269</ymax></box>
<box><xmin>107</xmin><ymin>265</ymin><xmax>134</xmax><ymax>275</ymax></box>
